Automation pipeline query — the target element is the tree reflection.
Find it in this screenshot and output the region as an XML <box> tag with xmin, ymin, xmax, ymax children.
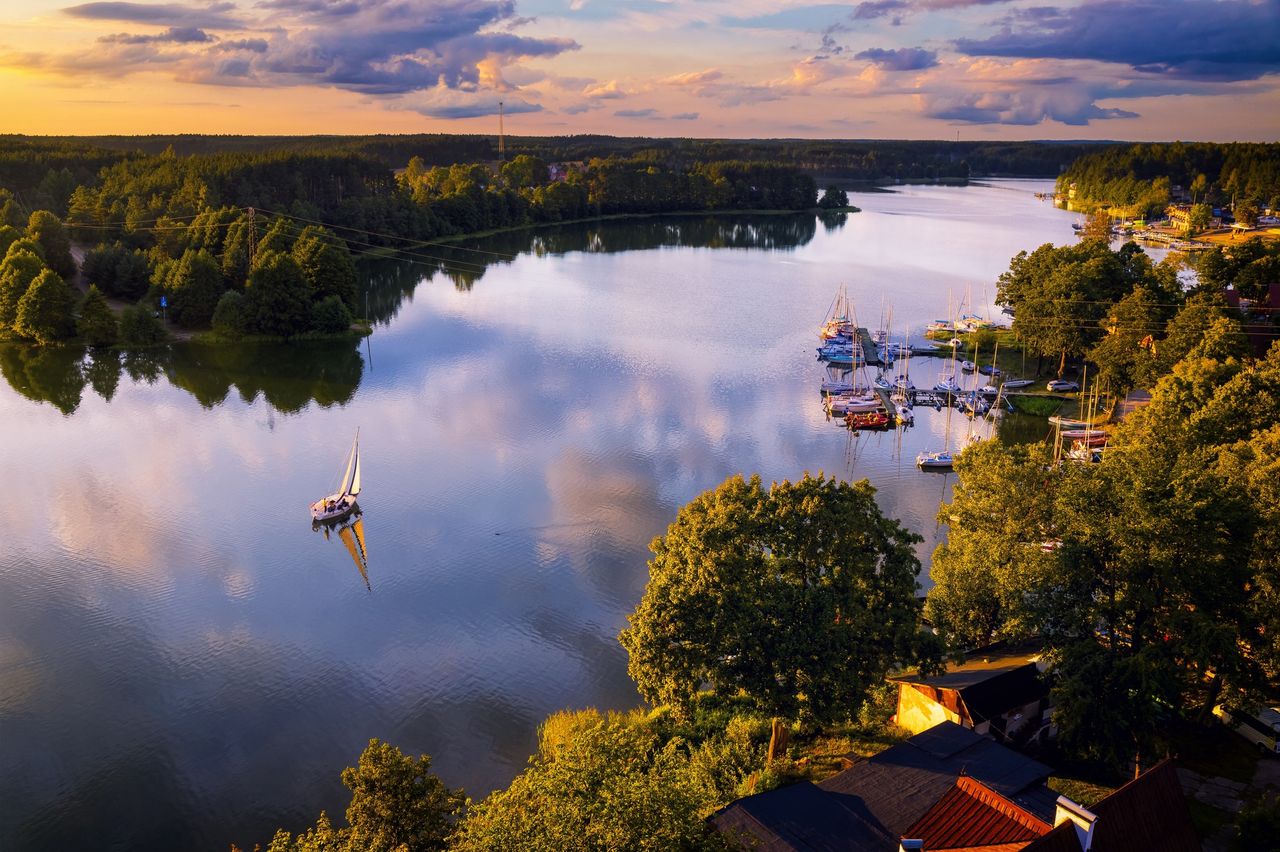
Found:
<box><xmin>357</xmin><ymin>212</ymin><xmax>830</xmax><ymax>324</ymax></box>
<box><xmin>0</xmin><ymin>339</ymin><xmax>363</xmax><ymax>415</ymax></box>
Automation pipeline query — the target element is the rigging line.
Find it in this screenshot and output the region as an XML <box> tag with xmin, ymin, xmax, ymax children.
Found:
<box><xmin>252</xmin><ymin>207</ymin><xmax>526</xmax><ymax>262</ymax></box>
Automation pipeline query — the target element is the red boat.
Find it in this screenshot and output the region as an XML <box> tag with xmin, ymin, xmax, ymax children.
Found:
<box><xmin>845</xmin><ymin>410</ymin><xmax>891</xmax><ymax>430</ymax></box>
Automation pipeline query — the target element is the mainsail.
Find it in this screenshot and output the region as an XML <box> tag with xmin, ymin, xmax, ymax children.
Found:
<box><xmin>338</xmin><ymin>430</ymin><xmax>361</xmax><ymax>498</ymax></box>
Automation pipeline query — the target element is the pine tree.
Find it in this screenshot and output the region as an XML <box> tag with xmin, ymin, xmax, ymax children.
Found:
<box><xmin>77</xmin><ymin>285</ymin><xmax>118</xmax><ymax>346</ymax></box>
<box><xmin>14</xmin><ymin>269</ymin><xmax>75</xmax><ymax>344</ymax></box>
<box><xmin>26</xmin><ymin>210</ymin><xmax>76</xmax><ymax>280</ymax></box>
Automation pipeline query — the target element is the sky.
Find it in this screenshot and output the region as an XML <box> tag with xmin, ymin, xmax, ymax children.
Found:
<box><xmin>0</xmin><ymin>0</ymin><xmax>1277</xmax><ymax>139</ymax></box>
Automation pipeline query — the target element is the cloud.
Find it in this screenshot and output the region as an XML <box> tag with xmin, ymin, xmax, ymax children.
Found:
<box><xmin>671</xmin><ymin>112</ymin><xmax>699</xmax><ymax>120</ymax></box>
<box><xmin>562</xmin><ymin>102</ymin><xmax>603</xmax><ymax>114</ymax></box>
<box><xmin>854</xmin><ymin>46</ymin><xmax>938</xmax><ymax>71</ymax></box>
<box><xmin>35</xmin><ymin>0</ymin><xmax>583</xmax><ymax>98</ymax></box>
<box><xmin>582</xmin><ymin>79</ymin><xmax>627</xmax><ymax>99</ymax></box>
<box><xmin>852</xmin><ymin>0</ymin><xmax>907</xmax><ymax>20</ymax></box>
<box><xmin>913</xmin><ymin>58</ymin><xmax>1146</xmax><ymax>125</ymax></box>
<box><xmin>955</xmin><ymin>0</ymin><xmax>1280</xmax><ymax>81</ymax></box>
<box><xmin>99</xmin><ymin>26</ymin><xmax>215</xmax><ymax>44</ymax></box>
<box><xmin>613</xmin><ymin>108</ymin><xmax>658</xmax><ymax>118</ymax></box>
<box><xmin>922</xmin><ymin>88</ymin><xmax>1138</xmax><ymax>124</ymax></box>
<box><xmin>212</xmin><ymin>38</ymin><xmax>270</xmax><ymax>53</ymax></box>
<box><xmin>662</xmin><ymin>68</ymin><xmax>723</xmax><ymax>87</ymax></box>
<box><xmin>398</xmin><ymin>89</ymin><xmax>543</xmax><ymax>119</ymax></box>
<box><xmin>63</xmin><ymin>1</ymin><xmax>243</xmax><ymax>28</ymax></box>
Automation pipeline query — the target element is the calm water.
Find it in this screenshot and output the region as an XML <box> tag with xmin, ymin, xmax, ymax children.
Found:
<box><xmin>0</xmin><ymin>180</ymin><xmax>1077</xmax><ymax>851</ymax></box>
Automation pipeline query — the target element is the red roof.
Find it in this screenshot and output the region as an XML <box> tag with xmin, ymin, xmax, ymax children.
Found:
<box><xmin>904</xmin><ymin>775</ymin><xmax>1052</xmax><ymax>850</ymax></box>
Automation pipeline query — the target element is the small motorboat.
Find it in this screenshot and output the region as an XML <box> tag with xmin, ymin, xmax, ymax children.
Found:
<box><xmin>1001</xmin><ymin>378</ymin><xmax>1034</xmax><ymax>389</ymax></box>
<box><xmin>960</xmin><ymin>360</ymin><xmax>977</xmax><ymax>372</ymax></box>
<box><xmin>977</xmin><ymin>364</ymin><xmax>1003</xmax><ymax>376</ymax></box>
<box><xmin>873</xmin><ymin>374</ymin><xmax>892</xmax><ymax>390</ymax></box>
<box><xmin>916</xmin><ymin>450</ymin><xmax>954</xmax><ymax>471</ymax></box>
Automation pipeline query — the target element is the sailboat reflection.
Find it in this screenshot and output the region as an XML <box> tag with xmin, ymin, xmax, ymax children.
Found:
<box><xmin>317</xmin><ymin>513</ymin><xmax>372</xmax><ymax>591</ymax></box>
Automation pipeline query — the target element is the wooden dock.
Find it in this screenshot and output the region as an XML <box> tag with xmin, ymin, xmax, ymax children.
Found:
<box><xmin>857</xmin><ymin>328</ymin><xmax>881</xmax><ymax>366</ymax></box>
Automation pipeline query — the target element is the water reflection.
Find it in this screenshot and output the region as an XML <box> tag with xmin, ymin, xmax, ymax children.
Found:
<box><xmin>0</xmin><ymin>339</ymin><xmax>363</xmax><ymax>415</ymax></box>
<box><xmin>317</xmin><ymin>514</ymin><xmax>371</xmax><ymax>591</ymax></box>
<box><xmin>359</xmin><ymin>212</ymin><xmax>823</xmax><ymax>324</ymax></box>
<box><xmin>0</xmin><ymin>180</ymin><xmax>1083</xmax><ymax>852</ymax></box>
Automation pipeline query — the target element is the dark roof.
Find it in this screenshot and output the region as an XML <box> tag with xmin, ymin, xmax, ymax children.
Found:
<box><xmin>821</xmin><ymin>722</ymin><xmax>1055</xmax><ymax>825</ymax></box>
<box><xmin>904</xmin><ymin>775</ymin><xmax>1051</xmax><ymax>849</ymax></box>
<box><xmin>712</xmin><ymin>722</ymin><xmax>1055</xmax><ymax>851</ymax></box>
<box><xmin>1023</xmin><ymin>822</ymin><xmax>1084</xmax><ymax>852</ymax></box>
<box><xmin>1088</xmin><ymin>759</ymin><xmax>1201</xmax><ymax>852</ymax></box>
<box><xmin>710</xmin><ymin>781</ymin><xmax>891</xmax><ymax>852</ymax></box>
<box><xmin>899</xmin><ymin>662</ymin><xmax>1050</xmax><ymax>724</ymax></box>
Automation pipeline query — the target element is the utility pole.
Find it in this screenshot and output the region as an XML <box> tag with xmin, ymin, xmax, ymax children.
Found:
<box><xmin>498</xmin><ymin>101</ymin><xmax>505</xmax><ymax>163</ymax></box>
<box><xmin>247</xmin><ymin>206</ymin><xmax>257</xmax><ymax>269</ymax></box>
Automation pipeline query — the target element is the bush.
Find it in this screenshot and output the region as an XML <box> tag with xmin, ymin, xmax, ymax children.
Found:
<box><xmin>77</xmin><ymin>285</ymin><xmax>118</xmax><ymax>346</ymax></box>
<box><xmin>211</xmin><ymin>290</ymin><xmax>247</xmax><ymax>339</ymax></box>
<box><xmin>119</xmin><ymin>303</ymin><xmax>167</xmax><ymax>346</ymax></box>
<box><xmin>310</xmin><ymin>294</ymin><xmax>353</xmax><ymax>334</ymax></box>
<box><xmin>1232</xmin><ymin>793</ymin><xmax>1280</xmax><ymax>852</ymax></box>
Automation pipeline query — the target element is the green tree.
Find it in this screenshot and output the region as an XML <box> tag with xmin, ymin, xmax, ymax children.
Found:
<box><xmin>0</xmin><ymin>249</ymin><xmax>47</xmax><ymax>327</ymax></box>
<box><xmin>14</xmin><ymin>269</ymin><xmax>74</xmax><ymax>344</ymax></box>
<box><xmin>0</xmin><ymin>224</ymin><xmax>19</xmax><ymax>258</ymax></box>
<box><xmin>164</xmin><ymin>248</ymin><xmax>224</xmax><ymax>328</ymax></box>
<box><xmin>500</xmin><ymin>154</ymin><xmax>549</xmax><ymax>190</ymax></box>
<box><xmin>265</xmin><ymin>739</ymin><xmax>463</xmax><ymax>852</ymax></box>
<box><xmin>311</xmin><ymin>295</ymin><xmax>353</xmax><ymax>334</ymax></box>
<box><xmin>118</xmin><ymin>303</ymin><xmax>167</xmax><ymax>346</ymax></box>
<box><xmin>6</xmin><ymin>236</ymin><xmax>44</xmax><ymax>262</ymax></box>
<box><xmin>1187</xmin><ymin>202</ymin><xmax>1212</xmax><ymax>234</ymax></box>
<box><xmin>925</xmin><ymin>441</ymin><xmax>1061</xmax><ymax>649</ymax></box>
<box><xmin>1087</xmin><ymin>286</ymin><xmax>1167</xmax><ymax>393</ymax></box>
<box><xmin>25</xmin><ymin>210</ymin><xmax>76</xmax><ymax>279</ymax></box>
<box><xmin>211</xmin><ymin>290</ymin><xmax>248</xmax><ymax>339</ymax></box>
<box><xmin>77</xmin><ymin>285</ymin><xmax>118</xmax><ymax>346</ymax></box>
<box><xmin>292</xmin><ymin>227</ymin><xmax>358</xmax><ymax>311</ymax></box>
<box><xmin>245</xmin><ymin>250</ymin><xmax>311</xmax><ymax>337</ymax></box>
<box><xmin>1081</xmin><ymin>209</ymin><xmax>1113</xmax><ymax>243</ymax></box>
<box><xmin>1190</xmin><ymin>172</ymin><xmax>1207</xmax><ymax>202</ymax></box>
<box><xmin>453</xmin><ymin>708</ymin><xmax>755</xmax><ymax>852</ymax></box>
<box><xmin>342</xmin><ymin>739</ymin><xmax>464</xmax><ymax>852</ymax></box>
<box><xmin>1234</xmin><ymin>199</ymin><xmax>1260</xmax><ymax>228</ymax></box>
<box><xmin>620</xmin><ymin>473</ymin><xmax>934</xmax><ymax>728</ymax></box>
<box><xmin>817</xmin><ymin>185</ymin><xmax>849</xmax><ymax>209</ymax></box>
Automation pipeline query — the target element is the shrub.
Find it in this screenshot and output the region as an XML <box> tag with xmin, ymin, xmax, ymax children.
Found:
<box><xmin>211</xmin><ymin>290</ymin><xmax>247</xmax><ymax>339</ymax></box>
<box><xmin>310</xmin><ymin>294</ymin><xmax>353</xmax><ymax>334</ymax></box>
<box><xmin>119</xmin><ymin>303</ymin><xmax>167</xmax><ymax>346</ymax></box>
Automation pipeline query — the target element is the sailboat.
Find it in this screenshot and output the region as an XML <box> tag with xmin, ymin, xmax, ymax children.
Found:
<box><xmin>311</xmin><ymin>429</ymin><xmax>362</xmax><ymax>523</ymax></box>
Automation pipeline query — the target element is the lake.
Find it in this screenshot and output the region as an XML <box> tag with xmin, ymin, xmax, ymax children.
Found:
<box><xmin>0</xmin><ymin>179</ymin><xmax>1078</xmax><ymax>851</ymax></box>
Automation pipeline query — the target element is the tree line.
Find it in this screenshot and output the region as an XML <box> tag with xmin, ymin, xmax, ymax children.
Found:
<box><xmin>1057</xmin><ymin>141</ymin><xmax>1280</xmax><ymax>217</ymax></box>
<box><xmin>999</xmin><ymin>227</ymin><xmax>1280</xmax><ymax>390</ymax></box>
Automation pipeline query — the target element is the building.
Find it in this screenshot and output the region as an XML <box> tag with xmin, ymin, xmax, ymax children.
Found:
<box><xmin>710</xmin><ymin>723</ymin><xmax>1201</xmax><ymax>852</ymax></box>
<box><xmin>711</xmin><ymin>721</ymin><xmax>1059</xmax><ymax>850</ymax></box>
<box><xmin>893</xmin><ymin>646</ymin><xmax>1053</xmax><ymax>745</ymax></box>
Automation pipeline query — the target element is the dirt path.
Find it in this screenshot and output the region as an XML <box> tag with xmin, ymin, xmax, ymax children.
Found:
<box><xmin>70</xmin><ymin>242</ymin><xmax>195</xmax><ymax>341</ymax></box>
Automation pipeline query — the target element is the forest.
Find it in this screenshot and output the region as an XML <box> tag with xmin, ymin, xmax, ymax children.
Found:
<box><xmin>1057</xmin><ymin>141</ymin><xmax>1280</xmax><ymax>217</ymax></box>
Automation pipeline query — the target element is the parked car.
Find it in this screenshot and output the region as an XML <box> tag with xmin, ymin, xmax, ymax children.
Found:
<box><xmin>1215</xmin><ymin>705</ymin><xmax>1280</xmax><ymax>755</ymax></box>
<box><xmin>1047</xmin><ymin>380</ymin><xmax>1080</xmax><ymax>392</ymax></box>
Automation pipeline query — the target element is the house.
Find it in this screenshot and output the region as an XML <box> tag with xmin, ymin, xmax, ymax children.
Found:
<box><xmin>892</xmin><ymin>646</ymin><xmax>1053</xmax><ymax>745</ymax></box>
<box><xmin>1021</xmin><ymin>759</ymin><xmax>1200</xmax><ymax>852</ymax></box>
<box><xmin>711</xmin><ymin>721</ymin><xmax>1059</xmax><ymax>851</ymax></box>
<box><xmin>711</xmin><ymin>723</ymin><xmax>1201</xmax><ymax>852</ymax></box>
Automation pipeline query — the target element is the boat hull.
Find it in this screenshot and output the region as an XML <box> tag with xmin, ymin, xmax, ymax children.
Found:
<box><xmin>312</xmin><ymin>497</ymin><xmax>359</xmax><ymax>523</ymax></box>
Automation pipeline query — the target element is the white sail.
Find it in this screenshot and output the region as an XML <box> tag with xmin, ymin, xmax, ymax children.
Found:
<box><xmin>349</xmin><ymin>440</ymin><xmax>361</xmax><ymax>497</ymax></box>
<box><xmin>338</xmin><ymin>430</ymin><xmax>359</xmax><ymax>497</ymax></box>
